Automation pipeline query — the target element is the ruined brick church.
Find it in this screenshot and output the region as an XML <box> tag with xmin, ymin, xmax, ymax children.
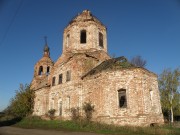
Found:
<box><xmin>31</xmin><ymin>10</ymin><xmax>164</xmax><ymax>126</ymax></box>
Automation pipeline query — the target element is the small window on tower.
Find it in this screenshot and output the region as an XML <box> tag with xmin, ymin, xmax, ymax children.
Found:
<box><xmin>67</xmin><ymin>34</ymin><xmax>70</xmax><ymax>47</ymax></box>
<box><xmin>38</xmin><ymin>66</ymin><xmax>43</xmax><ymax>75</ymax></box>
<box><xmin>58</xmin><ymin>74</ymin><xmax>63</xmax><ymax>84</ymax></box>
<box><xmin>99</xmin><ymin>32</ymin><xmax>103</xmax><ymax>48</ymax></box>
<box><xmin>46</xmin><ymin>66</ymin><xmax>50</xmax><ymax>75</ymax></box>
<box><xmin>118</xmin><ymin>89</ymin><xmax>127</xmax><ymax>108</ymax></box>
<box><xmin>80</xmin><ymin>30</ymin><xmax>86</xmax><ymax>44</ymax></box>
<box><xmin>52</xmin><ymin>76</ymin><xmax>56</xmax><ymax>86</ymax></box>
<box><xmin>66</xmin><ymin>70</ymin><xmax>71</xmax><ymax>82</ymax></box>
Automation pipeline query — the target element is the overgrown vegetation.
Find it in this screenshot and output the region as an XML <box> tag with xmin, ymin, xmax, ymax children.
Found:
<box><xmin>158</xmin><ymin>68</ymin><xmax>180</xmax><ymax>122</ymax></box>
<box><xmin>3</xmin><ymin>84</ymin><xmax>35</xmax><ymax>119</ymax></box>
<box><xmin>70</xmin><ymin>107</ymin><xmax>80</xmax><ymax>121</ymax></box>
<box><xmin>14</xmin><ymin>116</ymin><xmax>180</xmax><ymax>135</ymax></box>
<box><xmin>82</xmin><ymin>101</ymin><xmax>95</xmax><ymax>122</ymax></box>
<box><xmin>48</xmin><ymin>109</ymin><xmax>56</xmax><ymax>120</ymax></box>
<box><xmin>70</xmin><ymin>101</ymin><xmax>95</xmax><ymax>123</ymax></box>
<box><xmin>0</xmin><ymin>84</ymin><xmax>34</xmax><ymax>126</ymax></box>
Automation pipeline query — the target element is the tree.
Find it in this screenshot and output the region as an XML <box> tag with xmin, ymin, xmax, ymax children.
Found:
<box><xmin>130</xmin><ymin>55</ymin><xmax>146</xmax><ymax>67</ymax></box>
<box><xmin>7</xmin><ymin>84</ymin><xmax>35</xmax><ymax>118</ymax></box>
<box><xmin>158</xmin><ymin>68</ymin><xmax>180</xmax><ymax>123</ymax></box>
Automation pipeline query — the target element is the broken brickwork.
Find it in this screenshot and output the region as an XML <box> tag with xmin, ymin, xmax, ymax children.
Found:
<box><xmin>31</xmin><ymin>10</ymin><xmax>164</xmax><ymax>126</ymax></box>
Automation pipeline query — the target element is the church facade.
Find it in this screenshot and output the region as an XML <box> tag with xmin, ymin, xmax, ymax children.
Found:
<box><xmin>31</xmin><ymin>10</ymin><xmax>164</xmax><ymax>126</ymax></box>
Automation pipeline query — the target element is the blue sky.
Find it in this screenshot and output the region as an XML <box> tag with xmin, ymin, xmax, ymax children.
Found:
<box><xmin>0</xmin><ymin>0</ymin><xmax>180</xmax><ymax>111</ymax></box>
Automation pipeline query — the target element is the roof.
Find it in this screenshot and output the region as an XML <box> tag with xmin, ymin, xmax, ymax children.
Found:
<box><xmin>82</xmin><ymin>56</ymin><xmax>134</xmax><ymax>79</ymax></box>
<box><xmin>67</xmin><ymin>10</ymin><xmax>106</xmax><ymax>28</ymax></box>
<box><xmin>54</xmin><ymin>50</ymin><xmax>110</xmax><ymax>67</ymax></box>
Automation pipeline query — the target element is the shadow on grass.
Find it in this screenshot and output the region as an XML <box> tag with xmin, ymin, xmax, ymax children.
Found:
<box><xmin>0</xmin><ymin>117</ymin><xmax>22</xmax><ymax>127</ymax></box>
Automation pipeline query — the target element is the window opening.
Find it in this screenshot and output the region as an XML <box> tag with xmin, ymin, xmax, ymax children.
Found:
<box><xmin>38</xmin><ymin>66</ymin><xmax>43</xmax><ymax>75</ymax></box>
<box><xmin>118</xmin><ymin>89</ymin><xmax>127</xmax><ymax>108</ymax></box>
<box><xmin>58</xmin><ymin>74</ymin><xmax>63</xmax><ymax>84</ymax></box>
<box><xmin>80</xmin><ymin>30</ymin><xmax>86</xmax><ymax>43</ymax></box>
<box><xmin>67</xmin><ymin>34</ymin><xmax>70</xmax><ymax>47</ymax></box>
<box><xmin>52</xmin><ymin>77</ymin><xmax>56</xmax><ymax>86</ymax></box>
<box><xmin>46</xmin><ymin>66</ymin><xmax>50</xmax><ymax>75</ymax></box>
<box><xmin>99</xmin><ymin>32</ymin><xmax>103</xmax><ymax>48</ymax></box>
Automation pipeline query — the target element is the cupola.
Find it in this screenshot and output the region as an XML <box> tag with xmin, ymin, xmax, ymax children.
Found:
<box><xmin>33</xmin><ymin>38</ymin><xmax>54</xmax><ymax>78</ymax></box>
<box><xmin>62</xmin><ymin>10</ymin><xmax>108</xmax><ymax>53</ymax></box>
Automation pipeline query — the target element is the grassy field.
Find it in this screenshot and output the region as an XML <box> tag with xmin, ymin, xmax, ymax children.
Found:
<box><xmin>9</xmin><ymin>116</ymin><xmax>179</xmax><ymax>135</ymax></box>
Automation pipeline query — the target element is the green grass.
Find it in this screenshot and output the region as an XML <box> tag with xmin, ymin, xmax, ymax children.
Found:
<box><xmin>12</xmin><ymin>116</ymin><xmax>180</xmax><ymax>135</ymax></box>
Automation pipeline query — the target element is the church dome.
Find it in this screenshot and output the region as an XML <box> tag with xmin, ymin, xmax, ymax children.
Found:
<box><xmin>63</xmin><ymin>10</ymin><xmax>108</xmax><ymax>53</ymax></box>
<box><xmin>68</xmin><ymin>10</ymin><xmax>105</xmax><ymax>28</ymax></box>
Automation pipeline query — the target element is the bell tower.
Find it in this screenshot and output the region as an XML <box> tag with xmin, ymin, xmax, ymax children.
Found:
<box><xmin>62</xmin><ymin>10</ymin><xmax>108</xmax><ymax>53</ymax></box>
<box><xmin>31</xmin><ymin>38</ymin><xmax>54</xmax><ymax>89</ymax></box>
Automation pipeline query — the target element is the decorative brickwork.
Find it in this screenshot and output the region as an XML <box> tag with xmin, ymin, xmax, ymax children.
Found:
<box><xmin>31</xmin><ymin>10</ymin><xmax>164</xmax><ymax>126</ymax></box>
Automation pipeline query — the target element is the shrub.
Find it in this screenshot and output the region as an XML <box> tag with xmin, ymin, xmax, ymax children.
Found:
<box><xmin>48</xmin><ymin>109</ymin><xmax>56</xmax><ymax>120</ymax></box>
<box><xmin>70</xmin><ymin>107</ymin><xmax>80</xmax><ymax>121</ymax></box>
<box><xmin>83</xmin><ymin>102</ymin><xmax>95</xmax><ymax>122</ymax></box>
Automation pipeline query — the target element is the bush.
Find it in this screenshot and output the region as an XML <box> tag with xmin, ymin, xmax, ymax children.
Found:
<box><xmin>48</xmin><ymin>109</ymin><xmax>56</xmax><ymax>120</ymax></box>
<box><xmin>70</xmin><ymin>107</ymin><xmax>80</xmax><ymax>121</ymax></box>
<box><xmin>83</xmin><ymin>102</ymin><xmax>94</xmax><ymax>122</ymax></box>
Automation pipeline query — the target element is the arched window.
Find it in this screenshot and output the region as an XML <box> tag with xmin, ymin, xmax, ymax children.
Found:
<box><xmin>66</xmin><ymin>70</ymin><xmax>71</xmax><ymax>82</ymax></box>
<box><xmin>150</xmin><ymin>89</ymin><xmax>153</xmax><ymax>106</ymax></box>
<box><xmin>58</xmin><ymin>99</ymin><xmax>62</xmax><ymax>116</ymax></box>
<box><xmin>38</xmin><ymin>66</ymin><xmax>43</xmax><ymax>75</ymax></box>
<box><xmin>118</xmin><ymin>89</ymin><xmax>127</xmax><ymax>108</ymax></box>
<box><xmin>50</xmin><ymin>98</ymin><xmax>54</xmax><ymax>109</ymax></box>
<box><xmin>66</xmin><ymin>96</ymin><xmax>70</xmax><ymax>109</ymax></box>
<box><xmin>99</xmin><ymin>32</ymin><xmax>103</xmax><ymax>48</ymax></box>
<box><xmin>80</xmin><ymin>30</ymin><xmax>86</xmax><ymax>44</ymax></box>
<box><xmin>46</xmin><ymin>66</ymin><xmax>50</xmax><ymax>75</ymax></box>
<box><xmin>58</xmin><ymin>74</ymin><xmax>63</xmax><ymax>84</ymax></box>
